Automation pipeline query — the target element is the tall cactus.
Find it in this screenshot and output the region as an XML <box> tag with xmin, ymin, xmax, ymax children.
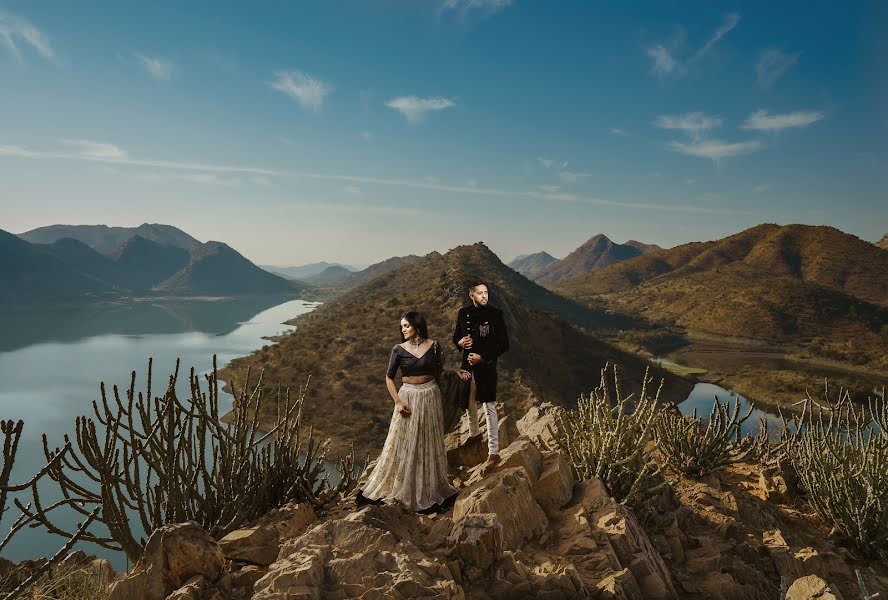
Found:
<box><xmin>655</xmin><ymin>394</ymin><xmax>759</xmax><ymax>478</ymax></box>
<box><xmin>15</xmin><ymin>356</ymin><xmax>343</xmax><ymax>563</ymax></box>
<box><xmin>548</xmin><ymin>364</ymin><xmax>666</xmax><ymax>506</ymax></box>
<box><xmin>782</xmin><ymin>382</ymin><xmax>888</xmax><ymax>563</ymax></box>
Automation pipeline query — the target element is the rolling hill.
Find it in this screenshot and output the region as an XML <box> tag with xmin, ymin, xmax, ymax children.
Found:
<box><xmin>220</xmin><ymin>242</ymin><xmax>693</xmax><ymax>456</ymax></box>
<box><xmin>553</xmin><ymin>224</ymin><xmax>888</xmax><ymax>367</ymax></box>
<box><xmin>533</xmin><ymin>234</ymin><xmax>645</xmax><ymax>284</ymax></box>
<box><xmin>156</xmin><ymin>242</ymin><xmax>302</xmax><ymax>295</ymax></box>
<box><xmin>508</xmin><ymin>251</ymin><xmax>558</xmax><ymax>279</ymax></box>
<box><xmin>18</xmin><ymin>223</ymin><xmax>202</xmax><ymax>253</ymax></box>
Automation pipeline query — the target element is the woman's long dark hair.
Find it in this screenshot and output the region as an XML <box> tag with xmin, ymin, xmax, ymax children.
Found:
<box><xmin>399</xmin><ymin>311</ymin><xmax>429</xmax><ymax>342</ymax></box>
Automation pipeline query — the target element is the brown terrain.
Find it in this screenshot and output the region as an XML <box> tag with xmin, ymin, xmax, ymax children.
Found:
<box><xmin>220</xmin><ymin>242</ymin><xmax>693</xmax><ymax>457</ymax></box>
<box><xmin>552</xmin><ymin>224</ymin><xmax>888</xmax><ymax>410</ymax></box>
<box><xmin>533</xmin><ymin>234</ymin><xmax>653</xmax><ymax>285</ymax></box>
<box><xmin>95</xmin><ymin>402</ymin><xmax>888</xmax><ymax>600</ymax></box>
<box><xmin>878</xmin><ymin>232</ymin><xmax>888</xmax><ymax>250</ymax></box>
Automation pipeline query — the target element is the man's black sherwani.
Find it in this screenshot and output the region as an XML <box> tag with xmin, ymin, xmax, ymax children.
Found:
<box><xmin>451</xmin><ymin>304</ymin><xmax>509</xmax><ymax>405</ymax></box>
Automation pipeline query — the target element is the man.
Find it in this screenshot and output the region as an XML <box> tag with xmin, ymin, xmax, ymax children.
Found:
<box><xmin>452</xmin><ymin>280</ymin><xmax>509</xmax><ymax>467</ymax></box>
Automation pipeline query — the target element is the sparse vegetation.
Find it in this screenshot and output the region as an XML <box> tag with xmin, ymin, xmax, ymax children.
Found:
<box><xmin>781</xmin><ymin>383</ymin><xmax>888</xmax><ymax>563</ymax></box>
<box><xmin>548</xmin><ymin>364</ymin><xmax>666</xmax><ymax>506</ymax></box>
<box><xmin>655</xmin><ymin>395</ymin><xmax>759</xmax><ymax>478</ymax></box>
<box><xmin>12</xmin><ymin>357</ymin><xmax>351</xmax><ymax>564</ymax></box>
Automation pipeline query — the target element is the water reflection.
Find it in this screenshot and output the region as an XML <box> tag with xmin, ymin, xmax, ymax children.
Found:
<box><xmin>0</xmin><ymin>297</ymin><xmax>318</xmax><ymax>568</ymax></box>
<box><xmin>679</xmin><ymin>382</ymin><xmax>784</xmax><ymax>437</ymax></box>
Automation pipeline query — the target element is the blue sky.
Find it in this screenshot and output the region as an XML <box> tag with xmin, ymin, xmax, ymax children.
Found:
<box><xmin>1</xmin><ymin>0</ymin><xmax>885</xmax><ymax>265</ymax></box>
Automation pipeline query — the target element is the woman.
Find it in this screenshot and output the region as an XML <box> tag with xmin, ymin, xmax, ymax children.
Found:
<box><xmin>357</xmin><ymin>311</ymin><xmax>458</xmax><ymax>512</ymax></box>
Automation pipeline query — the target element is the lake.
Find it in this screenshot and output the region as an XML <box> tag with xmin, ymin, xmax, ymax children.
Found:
<box><xmin>0</xmin><ymin>295</ymin><xmax>317</xmax><ymax>569</ymax></box>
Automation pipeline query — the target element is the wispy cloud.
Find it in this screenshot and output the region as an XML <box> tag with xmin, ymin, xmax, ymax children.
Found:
<box><xmin>439</xmin><ymin>0</ymin><xmax>513</xmax><ymax>17</ymax></box>
<box><xmin>137</xmin><ymin>54</ymin><xmax>174</xmax><ymax>81</ymax></box>
<box><xmin>0</xmin><ymin>141</ymin><xmax>276</xmax><ymax>175</ymax></box>
<box><xmin>655</xmin><ymin>112</ymin><xmax>723</xmax><ymax>140</ymax></box>
<box><xmin>667</xmin><ymin>139</ymin><xmax>762</xmax><ymax>162</ymax></box>
<box><xmin>385</xmin><ymin>96</ymin><xmax>456</xmax><ymax>124</ymax></box>
<box><xmin>755</xmin><ymin>183</ymin><xmax>769</xmax><ymax>193</ymax></box>
<box><xmin>60</xmin><ymin>139</ymin><xmax>129</xmax><ymax>159</ymax></box>
<box><xmin>139</xmin><ymin>172</ymin><xmax>242</xmax><ymax>187</ymax></box>
<box><xmin>0</xmin><ymin>138</ymin><xmax>764</xmax><ymax>217</ymax></box>
<box><xmin>690</xmin><ymin>13</ymin><xmax>740</xmax><ymax>63</ymax></box>
<box><xmin>646</xmin><ymin>44</ymin><xmax>680</xmax><ymax>78</ymax></box>
<box><xmin>647</xmin><ymin>14</ymin><xmax>739</xmax><ymax>79</ymax></box>
<box><xmin>610</xmin><ymin>128</ymin><xmax>629</xmax><ymax>136</ymax></box>
<box><xmin>741</xmin><ymin>109</ymin><xmax>824</xmax><ymax>132</ymax></box>
<box><xmin>344</xmin><ymin>185</ymin><xmax>361</xmax><ymax>195</ymax></box>
<box><xmin>537</xmin><ymin>157</ymin><xmax>568</xmax><ymax>170</ymax></box>
<box><xmin>559</xmin><ymin>170</ymin><xmax>592</xmax><ymax>183</ymax></box>
<box><xmin>756</xmin><ymin>49</ymin><xmax>801</xmax><ymax>89</ymax></box>
<box><xmin>538</xmin><ymin>184</ymin><xmax>560</xmax><ymax>193</ymax></box>
<box><xmin>0</xmin><ymin>10</ymin><xmax>55</xmax><ymax>63</ymax></box>
<box><xmin>270</xmin><ymin>70</ymin><xmax>332</xmax><ymax>112</ymax></box>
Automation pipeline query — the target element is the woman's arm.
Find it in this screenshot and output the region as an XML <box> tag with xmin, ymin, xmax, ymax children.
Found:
<box><xmin>386</xmin><ymin>376</ymin><xmax>410</xmax><ymax>416</ymax></box>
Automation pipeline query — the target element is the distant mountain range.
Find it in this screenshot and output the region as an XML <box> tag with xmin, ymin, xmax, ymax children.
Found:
<box><xmin>508</xmin><ymin>251</ymin><xmax>558</xmax><ymax>279</ymax></box>
<box><xmin>3</xmin><ymin>224</ymin><xmax>304</xmax><ymax>308</ymax></box>
<box><xmin>304</xmin><ymin>255</ymin><xmax>424</xmax><ymax>290</ymax></box>
<box><xmin>19</xmin><ymin>223</ymin><xmax>202</xmax><ymax>254</ymax></box>
<box><xmin>261</xmin><ymin>262</ymin><xmax>356</xmax><ymax>281</ymax></box>
<box><xmin>533</xmin><ymin>234</ymin><xmax>663</xmax><ymax>285</ymax></box>
<box><xmin>221</xmin><ymin>242</ymin><xmax>692</xmax><ymax>456</ymax></box>
<box><xmin>552</xmin><ymin>224</ymin><xmax>888</xmax><ymax>365</ymax></box>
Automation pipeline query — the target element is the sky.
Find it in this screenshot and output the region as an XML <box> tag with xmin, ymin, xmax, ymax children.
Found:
<box><xmin>1</xmin><ymin>0</ymin><xmax>886</xmax><ymax>266</ymax></box>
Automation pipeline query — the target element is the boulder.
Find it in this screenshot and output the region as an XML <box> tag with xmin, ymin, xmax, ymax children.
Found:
<box><xmin>497</xmin><ymin>435</ymin><xmax>544</xmax><ymax>481</ymax></box>
<box><xmin>219</xmin><ymin>526</ymin><xmax>279</xmax><ymax>567</ymax></box>
<box><xmin>255</xmin><ymin>502</ymin><xmax>317</xmax><ymax>541</ymax></box>
<box><xmin>453</xmin><ymin>467</ymin><xmax>548</xmax><ymax>550</ymax></box>
<box><xmin>516</xmin><ymin>402</ymin><xmax>565</xmax><ymax>449</ymax></box>
<box><xmin>448</xmin><ymin>513</ymin><xmax>503</xmax><ymax>572</ymax></box>
<box><xmin>533</xmin><ymin>450</ymin><xmax>575</xmax><ymax>514</ymax></box>
<box><xmin>108</xmin><ymin>521</ymin><xmax>230</xmax><ymax>600</ymax></box>
<box><xmin>254</xmin><ymin>505</ymin><xmax>463</xmax><ymax>599</ymax></box>
<box><xmin>785</xmin><ymin>575</ymin><xmax>845</xmax><ymax>600</ymax></box>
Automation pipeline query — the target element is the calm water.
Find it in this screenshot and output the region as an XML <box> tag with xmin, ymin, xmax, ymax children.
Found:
<box><xmin>678</xmin><ymin>382</ymin><xmax>784</xmax><ymax>437</ymax></box>
<box><xmin>0</xmin><ymin>296</ymin><xmax>318</xmax><ymax>569</ymax></box>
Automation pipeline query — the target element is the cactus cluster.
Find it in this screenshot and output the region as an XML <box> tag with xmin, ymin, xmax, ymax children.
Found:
<box><xmin>549</xmin><ymin>364</ymin><xmax>666</xmax><ymax>506</ymax></box>
<box><xmin>781</xmin><ymin>384</ymin><xmax>888</xmax><ymax>563</ymax></box>
<box><xmin>6</xmin><ymin>357</ymin><xmax>357</xmax><ymax>565</ymax></box>
<box><xmin>655</xmin><ymin>395</ymin><xmax>760</xmax><ymax>478</ymax></box>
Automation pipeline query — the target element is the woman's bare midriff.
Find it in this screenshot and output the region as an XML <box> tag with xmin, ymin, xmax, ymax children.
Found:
<box><xmin>403</xmin><ymin>375</ymin><xmax>434</xmax><ymax>384</ymax></box>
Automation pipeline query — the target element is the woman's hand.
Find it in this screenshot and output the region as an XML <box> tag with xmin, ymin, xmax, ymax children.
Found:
<box><xmin>397</xmin><ymin>401</ymin><xmax>411</xmax><ymax>417</ymax></box>
<box><xmin>457</xmin><ymin>369</ymin><xmax>471</xmax><ymax>381</ymax></box>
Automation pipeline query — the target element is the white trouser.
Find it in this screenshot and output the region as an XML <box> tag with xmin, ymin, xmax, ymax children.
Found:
<box><xmin>467</xmin><ymin>375</ymin><xmax>499</xmax><ymax>455</ymax></box>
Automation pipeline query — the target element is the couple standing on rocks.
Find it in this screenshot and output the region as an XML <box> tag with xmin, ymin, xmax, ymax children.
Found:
<box><xmin>357</xmin><ymin>280</ymin><xmax>510</xmax><ymax>513</ymax></box>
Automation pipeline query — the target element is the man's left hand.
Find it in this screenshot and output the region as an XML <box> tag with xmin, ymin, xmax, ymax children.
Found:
<box><xmin>468</xmin><ymin>353</ymin><xmax>482</xmax><ymax>366</ymax></box>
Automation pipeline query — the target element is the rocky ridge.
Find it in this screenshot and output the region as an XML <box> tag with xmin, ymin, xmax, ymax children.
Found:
<box><xmin>104</xmin><ymin>402</ymin><xmax>888</xmax><ymax>600</ymax></box>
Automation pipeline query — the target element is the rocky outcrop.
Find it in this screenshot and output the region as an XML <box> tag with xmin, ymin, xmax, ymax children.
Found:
<box><xmin>109</xmin><ymin>522</ymin><xmax>230</xmax><ymax>600</ymax></box>
<box><xmin>785</xmin><ymin>575</ymin><xmax>846</xmax><ymax>600</ymax></box>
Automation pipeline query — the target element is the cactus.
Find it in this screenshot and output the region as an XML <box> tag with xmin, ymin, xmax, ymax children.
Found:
<box><xmin>655</xmin><ymin>394</ymin><xmax>759</xmax><ymax>478</ymax></box>
<box><xmin>782</xmin><ymin>382</ymin><xmax>888</xmax><ymax>563</ymax></box>
<box><xmin>14</xmin><ymin>356</ymin><xmax>349</xmax><ymax>563</ymax></box>
<box><xmin>1</xmin><ymin>420</ymin><xmax>100</xmax><ymax>600</ymax></box>
<box><xmin>548</xmin><ymin>364</ymin><xmax>666</xmax><ymax>506</ymax></box>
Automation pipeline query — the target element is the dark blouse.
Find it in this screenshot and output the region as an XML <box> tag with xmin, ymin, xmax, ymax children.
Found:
<box><xmin>386</xmin><ymin>342</ymin><xmax>444</xmax><ymax>379</ymax></box>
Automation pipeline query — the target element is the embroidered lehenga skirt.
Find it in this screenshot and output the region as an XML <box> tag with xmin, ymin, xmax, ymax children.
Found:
<box><xmin>360</xmin><ymin>380</ymin><xmax>457</xmax><ymax>511</ymax></box>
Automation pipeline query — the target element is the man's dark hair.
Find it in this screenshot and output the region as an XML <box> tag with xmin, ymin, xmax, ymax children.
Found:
<box><xmin>399</xmin><ymin>311</ymin><xmax>429</xmax><ymax>341</ymax></box>
<box><xmin>468</xmin><ymin>279</ymin><xmax>488</xmax><ymax>292</ymax></box>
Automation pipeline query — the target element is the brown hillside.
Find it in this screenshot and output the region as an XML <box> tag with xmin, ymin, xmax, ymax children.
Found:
<box><xmin>878</xmin><ymin>232</ymin><xmax>888</xmax><ymax>250</ymax></box>
<box><xmin>534</xmin><ymin>234</ymin><xmax>643</xmax><ymax>284</ymax></box>
<box><xmin>553</xmin><ymin>224</ymin><xmax>888</xmax><ymax>369</ymax></box>
<box><xmin>220</xmin><ymin>243</ymin><xmax>692</xmax><ymax>456</ymax></box>
<box><xmin>623</xmin><ymin>239</ymin><xmax>664</xmax><ymax>254</ymax></box>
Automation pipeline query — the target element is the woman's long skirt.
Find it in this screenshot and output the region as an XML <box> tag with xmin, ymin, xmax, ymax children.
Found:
<box><xmin>360</xmin><ymin>380</ymin><xmax>457</xmax><ymax>511</ymax></box>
